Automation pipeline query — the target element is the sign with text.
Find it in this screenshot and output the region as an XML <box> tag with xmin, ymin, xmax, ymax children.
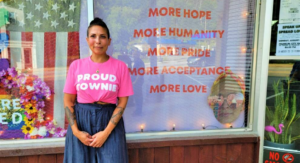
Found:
<box><xmin>276</xmin><ymin>24</ymin><xmax>300</xmax><ymax>56</ymax></box>
<box><xmin>264</xmin><ymin>147</ymin><xmax>300</xmax><ymax>163</ymax></box>
<box><xmin>0</xmin><ymin>95</ymin><xmax>25</xmax><ymax>139</ymax></box>
<box><xmin>93</xmin><ymin>0</ymin><xmax>255</xmax><ymax>132</ymax></box>
<box><xmin>279</xmin><ymin>0</ymin><xmax>300</xmax><ymax>24</ymax></box>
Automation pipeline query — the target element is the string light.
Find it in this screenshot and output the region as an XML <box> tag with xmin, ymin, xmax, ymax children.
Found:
<box><xmin>202</xmin><ymin>124</ymin><xmax>206</xmax><ymax>130</ymax></box>
<box><xmin>172</xmin><ymin>124</ymin><xmax>175</xmax><ymax>131</ymax></box>
<box><xmin>241</xmin><ymin>47</ymin><xmax>247</xmax><ymax>53</ymax></box>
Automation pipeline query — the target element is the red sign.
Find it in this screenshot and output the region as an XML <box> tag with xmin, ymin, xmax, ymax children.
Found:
<box><xmin>283</xmin><ymin>153</ymin><xmax>294</xmax><ymax>163</ymax></box>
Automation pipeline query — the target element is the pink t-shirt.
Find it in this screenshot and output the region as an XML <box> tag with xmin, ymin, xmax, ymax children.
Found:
<box><xmin>63</xmin><ymin>56</ymin><xmax>134</xmax><ymax>104</ymax></box>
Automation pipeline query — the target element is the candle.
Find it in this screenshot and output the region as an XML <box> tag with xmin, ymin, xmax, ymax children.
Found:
<box><xmin>172</xmin><ymin>124</ymin><xmax>175</xmax><ymax>131</ymax></box>
<box><xmin>140</xmin><ymin>125</ymin><xmax>144</xmax><ymax>132</ymax></box>
<box><xmin>202</xmin><ymin>124</ymin><xmax>206</xmax><ymax>130</ymax></box>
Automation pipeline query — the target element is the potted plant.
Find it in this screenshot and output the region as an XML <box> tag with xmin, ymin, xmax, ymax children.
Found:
<box><xmin>264</xmin><ymin>80</ymin><xmax>300</xmax><ymax>149</ymax></box>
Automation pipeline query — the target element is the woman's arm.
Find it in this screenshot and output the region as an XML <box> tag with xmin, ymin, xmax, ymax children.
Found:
<box><xmin>90</xmin><ymin>96</ymin><xmax>128</xmax><ymax>147</ymax></box>
<box><xmin>64</xmin><ymin>93</ymin><xmax>93</xmax><ymax>146</ymax></box>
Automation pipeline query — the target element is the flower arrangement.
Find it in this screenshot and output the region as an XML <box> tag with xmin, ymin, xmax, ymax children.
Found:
<box><xmin>0</xmin><ymin>67</ymin><xmax>66</xmax><ymax>139</ymax></box>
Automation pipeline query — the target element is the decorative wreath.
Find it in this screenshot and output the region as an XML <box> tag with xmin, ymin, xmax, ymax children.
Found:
<box><xmin>0</xmin><ymin>67</ymin><xmax>66</xmax><ymax>139</ymax></box>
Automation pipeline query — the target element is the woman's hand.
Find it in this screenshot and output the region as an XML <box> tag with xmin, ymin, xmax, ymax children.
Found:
<box><xmin>75</xmin><ymin>131</ymin><xmax>94</xmax><ymax>146</ymax></box>
<box><xmin>89</xmin><ymin>131</ymin><xmax>109</xmax><ymax>148</ymax></box>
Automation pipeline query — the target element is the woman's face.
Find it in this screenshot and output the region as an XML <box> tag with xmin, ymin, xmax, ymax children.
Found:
<box><xmin>208</xmin><ymin>92</ymin><xmax>244</xmax><ymax>124</ymax></box>
<box><xmin>86</xmin><ymin>25</ymin><xmax>111</xmax><ymax>56</ymax></box>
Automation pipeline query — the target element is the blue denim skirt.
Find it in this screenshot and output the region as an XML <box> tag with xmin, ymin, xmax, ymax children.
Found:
<box><xmin>63</xmin><ymin>103</ymin><xmax>128</xmax><ymax>163</ymax></box>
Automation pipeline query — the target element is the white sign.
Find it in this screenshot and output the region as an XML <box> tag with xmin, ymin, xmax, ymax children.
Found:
<box><xmin>276</xmin><ymin>24</ymin><xmax>300</xmax><ymax>56</ymax></box>
<box><xmin>0</xmin><ymin>99</ymin><xmax>22</xmax><ymax>124</ymax></box>
<box><xmin>279</xmin><ymin>0</ymin><xmax>300</xmax><ymax>24</ymax></box>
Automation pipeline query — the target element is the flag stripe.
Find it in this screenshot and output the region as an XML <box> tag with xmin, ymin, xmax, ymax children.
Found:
<box><xmin>44</xmin><ymin>32</ymin><xmax>56</xmax><ymax>120</ymax></box>
<box><xmin>21</xmin><ymin>32</ymin><xmax>33</xmax><ymax>69</ymax></box>
<box><xmin>9</xmin><ymin>32</ymin><xmax>22</xmax><ymax>69</ymax></box>
<box><xmin>67</xmin><ymin>32</ymin><xmax>80</xmax><ymax>66</ymax></box>
<box><xmin>54</xmin><ymin>32</ymin><xmax>68</xmax><ymax>128</ymax></box>
<box><xmin>64</xmin><ymin>31</ymin><xmax>80</xmax><ymax>128</ymax></box>
<box><xmin>32</xmin><ymin>32</ymin><xmax>45</xmax><ymax>80</ymax></box>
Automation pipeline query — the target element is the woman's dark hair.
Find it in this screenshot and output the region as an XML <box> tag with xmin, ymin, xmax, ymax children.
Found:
<box><xmin>87</xmin><ymin>17</ymin><xmax>110</xmax><ymax>38</ymax></box>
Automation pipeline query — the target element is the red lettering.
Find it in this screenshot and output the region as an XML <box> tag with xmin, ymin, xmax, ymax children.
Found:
<box><xmin>168</xmin><ymin>84</ymin><xmax>174</xmax><ymax>92</ymax></box>
<box><xmin>146</xmin><ymin>67</ymin><xmax>153</xmax><ymax>75</ymax></box>
<box><xmin>144</xmin><ymin>28</ymin><xmax>152</xmax><ymax>37</ymax></box>
<box><xmin>184</xmin><ymin>29</ymin><xmax>193</xmax><ymax>37</ymax></box>
<box><xmin>161</xmin><ymin>27</ymin><xmax>166</xmax><ymax>36</ymax></box>
<box><xmin>184</xmin><ymin>67</ymin><xmax>189</xmax><ymax>74</ymax></box>
<box><xmin>160</xmin><ymin>84</ymin><xmax>167</xmax><ymax>92</ymax></box>
<box><xmin>199</xmin><ymin>11</ymin><xmax>205</xmax><ymax>19</ymax></box>
<box><xmin>225</xmin><ymin>66</ymin><xmax>230</xmax><ymax>72</ymax></box>
<box><xmin>128</xmin><ymin>68</ymin><xmax>137</xmax><ymax>75</ymax></box>
<box><xmin>138</xmin><ymin>68</ymin><xmax>145</xmax><ymax>75</ymax></box>
<box><xmin>148</xmin><ymin>48</ymin><xmax>157</xmax><ymax>56</ymax></box>
<box><xmin>134</xmin><ymin>29</ymin><xmax>143</xmax><ymax>38</ymax></box>
<box><xmin>195</xmin><ymin>85</ymin><xmax>202</xmax><ymax>92</ymax></box>
<box><xmin>191</xmin><ymin>10</ymin><xmax>198</xmax><ymax>19</ymax></box>
<box><xmin>169</xmin><ymin>7</ymin><xmax>174</xmax><ymax>16</ymax></box>
<box><xmin>169</xmin><ymin>66</ymin><xmax>176</xmax><ymax>74</ymax></box>
<box><xmin>154</xmin><ymin>67</ymin><xmax>159</xmax><ymax>74</ymax></box>
<box><xmin>161</xmin><ymin>66</ymin><xmax>168</xmax><ymax>74</ymax></box>
<box><xmin>269</xmin><ymin>152</ymin><xmax>280</xmax><ymax>160</ymax></box>
<box><xmin>206</xmin><ymin>11</ymin><xmax>211</xmax><ymax>19</ymax></box>
<box><xmin>216</xmin><ymin>67</ymin><xmax>224</xmax><ymax>74</ymax></box>
<box><xmin>175</xmin><ymin>8</ymin><xmax>180</xmax><ymax>17</ymax></box>
<box><xmin>183</xmin><ymin>85</ymin><xmax>187</xmax><ymax>92</ymax></box>
<box><xmin>201</xmin><ymin>68</ymin><xmax>208</xmax><ymax>75</ymax></box>
<box><xmin>183</xmin><ymin>9</ymin><xmax>190</xmax><ymax>18</ymax></box>
<box><xmin>188</xmin><ymin>48</ymin><xmax>194</xmax><ymax>56</ymax></box>
<box><xmin>196</xmin><ymin>67</ymin><xmax>201</xmax><ymax>74</ymax></box>
<box><xmin>182</xmin><ymin>48</ymin><xmax>188</xmax><ymax>55</ymax></box>
<box><xmin>150</xmin><ymin>85</ymin><xmax>159</xmax><ymax>93</ymax></box>
<box><xmin>208</xmin><ymin>67</ymin><xmax>215</xmax><ymax>75</ymax></box>
<box><xmin>190</xmin><ymin>67</ymin><xmax>195</xmax><ymax>74</ymax></box>
<box><xmin>175</xmin><ymin>85</ymin><xmax>180</xmax><ymax>92</ymax></box>
<box><xmin>203</xmin><ymin>85</ymin><xmax>207</xmax><ymax>93</ymax></box>
<box><xmin>177</xmin><ymin>67</ymin><xmax>183</xmax><ymax>74</ymax></box>
<box><xmin>159</xmin><ymin>7</ymin><xmax>168</xmax><ymax>16</ymax></box>
<box><xmin>169</xmin><ymin>27</ymin><xmax>175</xmax><ymax>36</ymax></box>
<box><xmin>219</xmin><ymin>30</ymin><xmax>225</xmax><ymax>38</ymax></box>
<box><xmin>149</xmin><ymin>8</ymin><xmax>159</xmax><ymax>17</ymax></box>
<box><xmin>188</xmin><ymin>85</ymin><xmax>194</xmax><ymax>92</ymax></box>
<box><xmin>159</xmin><ymin>47</ymin><xmax>166</xmax><ymax>55</ymax></box>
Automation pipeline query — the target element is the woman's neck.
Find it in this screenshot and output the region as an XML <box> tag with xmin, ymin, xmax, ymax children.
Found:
<box><xmin>90</xmin><ymin>54</ymin><xmax>109</xmax><ymax>63</ymax></box>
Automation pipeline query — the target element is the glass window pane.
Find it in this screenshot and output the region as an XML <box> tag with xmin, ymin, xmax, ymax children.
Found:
<box><xmin>0</xmin><ymin>0</ymin><xmax>84</xmax><ymax>140</ymax></box>
<box><xmin>263</xmin><ymin>0</ymin><xmax>300</xmax><ymax>161</ymax></box>
<box><xmin>93</xmin><ymin>0</ymin><xmax>256</xmax><ymax>132</ymax></box>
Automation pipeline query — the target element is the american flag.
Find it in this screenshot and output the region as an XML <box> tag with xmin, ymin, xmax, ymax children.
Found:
<box><xmin>1</xmin><ymin>0</ymin><xmax>81</xmax><ymax>128</ymax></box>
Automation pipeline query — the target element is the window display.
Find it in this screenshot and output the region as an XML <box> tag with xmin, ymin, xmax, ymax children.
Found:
<box><xmin>0</xmin><ymin>0</ymin><xmax>81</xmax><ymax>139</ymax></box>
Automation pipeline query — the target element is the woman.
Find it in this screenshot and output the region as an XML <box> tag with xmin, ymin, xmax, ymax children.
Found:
<box><xmin>63</xmin><ymin>17</ymin><xmax>133</xmax><ymax>163</ymax></box>
<box><xmin>207</xmin><ymin>72</ymin><xmax>245</xmax><ymax>124</ymax></box>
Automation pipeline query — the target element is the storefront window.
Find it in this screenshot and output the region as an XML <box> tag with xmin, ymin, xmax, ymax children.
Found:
<box><xmin>263</xmin><ymin>0</ymin><xmax>300</xmax><ymax>162</ymax></box>
<box><xmin>0</xmin><ymin>0</ymin><xmax>82</xmax><ymax>139</ymax></box>
<box><xmin>93</xmin><ymin>0</ymin><xmax>257</xmax><ymax>132</ymax></box>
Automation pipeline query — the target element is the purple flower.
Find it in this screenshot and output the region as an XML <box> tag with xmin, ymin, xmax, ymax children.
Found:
<box><xmin>0</xmin><ymin>70</ymin><xmax>6</xmax><ymax>77</ymax></box>
<box><xmin>17</xmin><ymin>74</ymin><xmax>26</xmax><ymax>86</ymax></box>
<box><xmin>24</xmin><ymin>134</ymin><xmax>31</xmax><ymax>139</ymax></box>
<box><xmin>7</xmin><ymin>67</ymin><xmax>17</xmax><ymax>77</ymax></box>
